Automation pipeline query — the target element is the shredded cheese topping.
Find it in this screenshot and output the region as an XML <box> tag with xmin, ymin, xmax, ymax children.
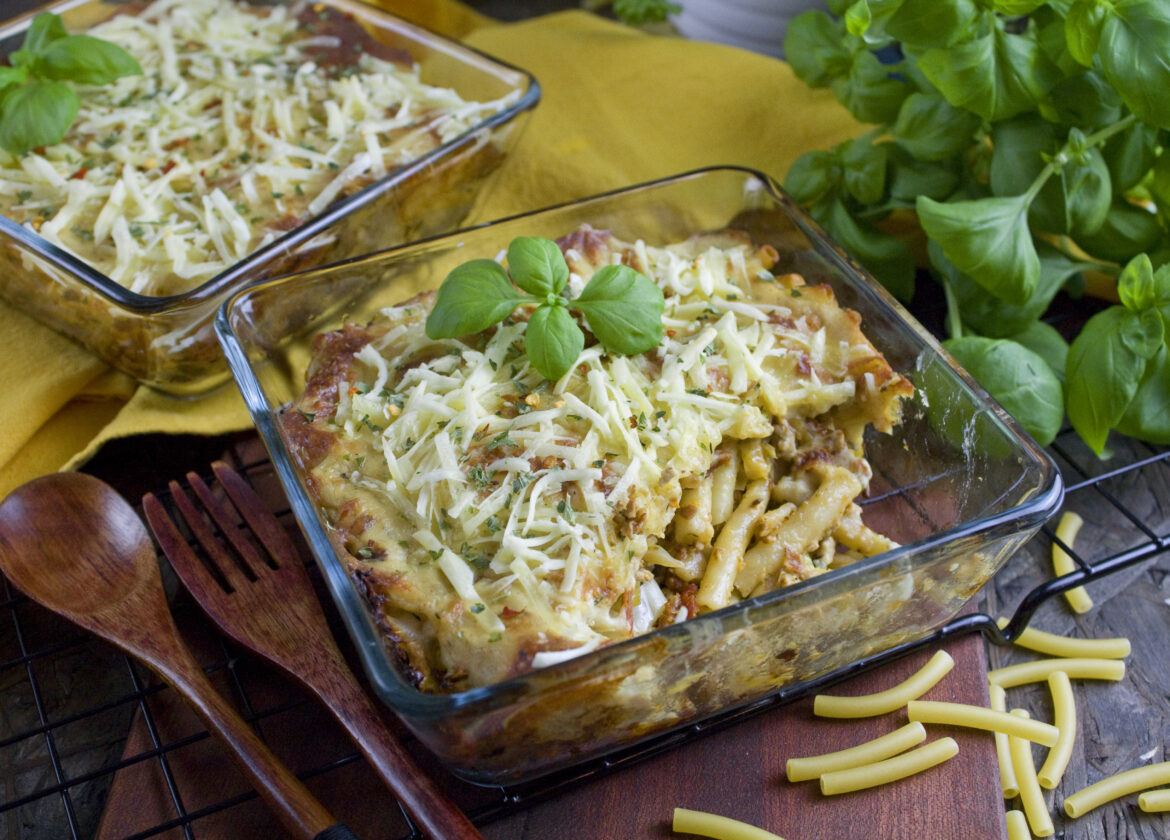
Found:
<box><xmin>0</xmin><ymin>0</ymin><xmax>518</xmax><ymax>296</ymax></box>
<box><xmin>288</xmin><ymin>227</ymin><xmax>911</xmax><ymax>689</ymax></box>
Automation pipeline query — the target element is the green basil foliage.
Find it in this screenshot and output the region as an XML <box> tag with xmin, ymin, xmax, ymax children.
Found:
<box><xmin>784</xmin><ymin>0</ymin><xmax>1170</xmax><ymax>456</ymax></box>
<box><xmin>426</xmin><ymin>236</ymin><xmax>665</xmax><ymax>381</ymax></box>
<box><xmin>0</xmin><ymin>13</ymin><xmax>141</xmax><ymax>155</ymax></box>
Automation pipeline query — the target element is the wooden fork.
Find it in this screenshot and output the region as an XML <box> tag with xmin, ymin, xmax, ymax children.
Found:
<box><xmin>142</xmin><ymin>462</ymin><xmax>484</xmax><ymax>840</ymax></box>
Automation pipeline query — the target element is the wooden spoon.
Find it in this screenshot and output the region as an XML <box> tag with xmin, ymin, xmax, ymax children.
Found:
<box><xmin>0</xmin><ymin>472</ymin><xmax>358</xmax><ymax>840</ymax></box>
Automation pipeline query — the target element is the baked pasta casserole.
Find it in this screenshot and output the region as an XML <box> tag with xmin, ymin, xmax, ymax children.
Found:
<box><xmin>0</xmin><ymin>0</ymin><xmax>519</xmax><ymax>296</ymax></box>
<box><xmin>281</xmin><ymin>226</ymin><xmax>915</xmax><ymax>692</ymax></box>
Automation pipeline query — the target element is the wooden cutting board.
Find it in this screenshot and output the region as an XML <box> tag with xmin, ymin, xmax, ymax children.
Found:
<box><xmin>91</xmin><ymin>440</ymin><xmax>1006</xmax><ymax>840</ymax></box>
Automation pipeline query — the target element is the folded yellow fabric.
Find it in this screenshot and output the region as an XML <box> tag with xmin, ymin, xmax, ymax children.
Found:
<box><xmin>0</xmin><ymin>4</ymin><xmax>863</xmax><ymax>499</ymax></box>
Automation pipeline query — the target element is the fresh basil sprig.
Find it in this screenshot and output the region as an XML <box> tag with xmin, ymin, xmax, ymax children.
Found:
<box><xmin>425</xmin><ymin>236</ymin><xmax>665</xmax><ymax>381</ymax></box>
<box><xmin>0</xmin><ymin>13</ymin><xmax>142</xmax><ymax>156</ymax></box>
<box><xmin>783</xmin><ymin>0</ymin><xmax>1170</xmax><ymax>456</ymax></box>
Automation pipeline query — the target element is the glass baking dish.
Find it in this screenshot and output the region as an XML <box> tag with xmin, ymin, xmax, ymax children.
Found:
<box><xmin>217</xmin><ymin>166</ymin><xmax>1064</xmax><ymax>785</ymax></box>
<box><xmin>0</xmin><ymin>0</ymin><xmax>538</xmax><ymax>394</ymax></box>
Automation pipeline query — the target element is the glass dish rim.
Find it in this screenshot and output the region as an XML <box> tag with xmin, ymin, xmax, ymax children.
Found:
<box><xmin>0</xmin><ymin>0</ymin><xmax>541</xmax><ymax>316</ymax></box>
<box><xmin>216</xmin><ymin>164</ymin><xmax>1065</xmax><ymax>715</ymax></box>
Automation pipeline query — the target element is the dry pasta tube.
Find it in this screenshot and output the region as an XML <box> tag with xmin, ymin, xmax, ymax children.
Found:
<box><xmin>1038</xmin><ymin>671</ymin><xmax>1076</xmax><ymax>790</ymax></box>
<box><xmin>907</xmin><ymin>700</ymin><xmax>1059</xmax><ymax>746</ymax></box>
<box><xmin>988</xmin><ymin>657</ymin><xmax>1124</xmax><ymax>688</ymax></box>
<box><xmin>1138</xmin><ymin>789</ymin><xmax>1170</xmax><ymax>812</ymax></box>
<box><xmin>996</xmin><ymin>617</ymin><xmax>1130</xmax><ymax>659</ymax></box>
<box><xmin>786</xmin><ymin>721</ymin><xmax>927</xmax><ymax>782</ymax></box>
<box><xmin>1051</xmin><ymin>511</ymin><xmax>1092</xmax><ymax>614</ymax></box>
<box><xmin>814</xmin><ymin>649</ymin><xmax>954</xmax><ymax>718</ymax></box>
<box><xmin>990</xmin><ymin>685</ymin><xmax>1019</xmax><ymax>799</ymax></box>
<box><xmin>1005</xmin><ymin>809</ymin><xmax>1030</xmax><ymax>840</ymax></box>
<box><xmin>1008</xmin><ymin>710</ymin><xmax>1054</xmax><ymax>838</ymax></box>
<box><xmin>1063</xmin><ymin>760</ymin><xmax>1170</xmax><ymax>818</ymax></box>
<box><xmin>672</xmin><ymin>808</ymin><xmax>785</xmax><ymax>840</ymax></box>
<box><xmin>819</xmin><ymin>737</ymin><xmax>958</xmax><ymax>795</ymax></box>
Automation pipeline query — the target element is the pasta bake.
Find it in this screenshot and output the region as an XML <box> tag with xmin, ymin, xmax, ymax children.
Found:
<box><xmin>281</xmin><ymin>226</ymin><xmax>914</xmax><ymax>691</ymax></box>
<box><xmin>0</xmin><ymin>0</ymin><xmax>518</xmax><ymax>297</ymax></box>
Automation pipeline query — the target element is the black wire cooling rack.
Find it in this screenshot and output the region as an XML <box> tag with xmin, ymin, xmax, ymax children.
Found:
<box><xmin>3</xmin><ymin>429</ymin><xmax>1168</xmax><ymax>839</ymax></box>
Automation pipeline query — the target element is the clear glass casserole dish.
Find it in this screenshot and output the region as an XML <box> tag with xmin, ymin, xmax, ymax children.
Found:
<box><xmin>0</xmin><ymin>0</ymin><xmax>539</xmax><ymax>394</ymax></box>
<box><xmin>216</xmin><ymin>166</ymin><xmax>1064</xmax><ymax>785</ymax></box>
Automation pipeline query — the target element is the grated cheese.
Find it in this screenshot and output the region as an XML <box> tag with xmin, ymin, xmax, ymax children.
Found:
<box><xmin>285</xmin><ymin>226</ymin><xmax>913</xmax><ymax>690</ymax></box>
<box><xmin>0</xmin><ymin>0</ymin><xmax>518</xmax><ymax>296</ymax></box>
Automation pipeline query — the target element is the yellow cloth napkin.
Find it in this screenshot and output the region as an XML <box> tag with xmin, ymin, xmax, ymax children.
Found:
<box><xmin>0</xmin><ymin>3</ymin><xmax>863</xmax><ymax>499</ymax></box>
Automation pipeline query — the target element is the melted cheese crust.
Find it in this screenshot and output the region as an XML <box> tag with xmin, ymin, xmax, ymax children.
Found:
<box><xmin>0</xmin><ymin>0</ymin><xmax>517</xmax><ymax>296</ymax></box>
<box><xmin>282</xmin><ymin>227</ymin><xmax>914</xmax><ymax>691</ymax></box>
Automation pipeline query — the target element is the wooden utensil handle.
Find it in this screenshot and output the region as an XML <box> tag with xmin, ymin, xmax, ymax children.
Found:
<box><xmin>312</xmin><ymin>663</ymin><xmax>483</xmax><ymax>840</ymax></box>
<box><xmin>151</xmin><ymin>647</ymin><xmax>359</xmax><ymax>840</ymax></box>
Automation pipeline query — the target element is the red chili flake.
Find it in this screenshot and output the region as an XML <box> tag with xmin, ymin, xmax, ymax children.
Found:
<box><xmin>69</xmin><ymin>167</ymin><xmax>88</xmax><ymax>180</ymax></box>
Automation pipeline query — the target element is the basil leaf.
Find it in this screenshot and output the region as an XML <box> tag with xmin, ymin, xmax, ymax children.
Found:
<box><xmin>1076</xmin><ymin>201</ymin><xmax>1164</xmax><ymax>265</ymax></box>
<box><xmin>36</xmin><ymin>34</ymin><xmax>142</xmax><ymax>85</ymax></box>
<box><xmin>813</xmin><ymin>198</ymin><xmax>915</xmax><ymax>301</ymax></box>
<box><xmin>885</xmin><ymin>0</ymin><xmax>981</xmax><ymax>51</ymax></box>
<box><xmin>525</xmin><ymin>303</ymin><xmax>584</xmax><ymax>381</ymax></box>
<box><xmin>1065</xmin><ymin>0</ymin><xmax>1107</xmax><ymax>67</ymax></box>
<box><xmin>1041</xmin><ymin>70</ymin><xmax>1123</xmax><ymax>129</ymax></box>
<box><xmin>1050</xmin><ymin>143</ymin><xmax>1112</xmax><ymax>238</ymax></box>
<box><xmin>917</xmin><ymin>193</ymin><xmax>1040</xmax><ymax>305</ymax></box>
<box><xmin>1095</xmin><ymin>0</ymin><xmax>1170</xmax><ymax>129</ymax></box>
<box><xmin>785</xmin><ymin>150</ymin><xmax>840</xmax><ymax>205</ymax></box>
<box><xmin>506</xmin><ymin>236</ymin><xmax>569</xmax><ymax>297</ymax></box>
<box><xmin>1102</xmin><ymin>120</ymin><xmax>1158</xmax><ymax>192</ymax></box>
<box><xmin>930</xmin><ymin>239</ymin><xmax>1090</xmax><ymax>338</ymax></box>
<box><xmin>918</xmin><ymin>19</ymin><xmax>1061</xmax><ymax>122</ymax></box>
<box><xmin>1066</xmin><ymin>305</ymin><xmax>1154</xmax><ymax>454</ymax></box>
<box><xmin>0</xmin><ymin>66</ymin><xmax>28</xmax><ymax>93</ymax></box>
<box><xmin>1115</xmin><ymin>345</ymin><xmax>1170</xmax><ymax>444</ymax></box>
<box><xmin>574</xmin><ymin>265</ymin><xmax>664</xmax><ymax>356</ymax></box>
<box><xmin>1010</xmin><ymin>320</ymin><xmax>1069</xmax><ymax>381</ymax></box>
<box><xmin>830</xmin><ymin>47</ymin><xmax>909</xmax><ymax>124</ymax></box>
<box><xmin>425</xmin><ymin>259</ymin><xmax>528</xmax><ymax>340</ymax></box>
<box><xmin>0</xmin><ymin>80</ymin><xmax>78</xmax><ymax>155</ymax></box>
<box><xmin>988</xmin><ymin>114</ymin><xmax>1058</xmax><ymax>199</ymax></box>
<box><xmin>944</xmin><ymin>335</ymin><xmax>1064</xmax><ymax>446</ymax></box>
<box><xmin>11</xmin><ymin>13</ymin><xmax>68</xmax><ymax>67</ymax></box>
<box><xmin>784</xmin><ymin>11</ymin><xmax>853</xmax><ymax>88</ymax></box>
<box><xmin>988</xmin><ymin>0</ymin><xmax>1046</xmax><ymax>13</ymax></box>
<box><xmin>886</xmin><ymin>145</ymin><xmax>959</xmax><ymax>203</ymax></box>
<box><xmin>892</xmin><ymin>92</ymin><xmax>980</xmax><ymax>162</ymax></box>
<box><xmin>840</xmin><ymin>132</ymin><xmax>887</xmax><ymax>205</ymax></box>
<box><xmin>1118</xmin><ymin>253</ymin><xmax>1156</xmax><ymax>313</ymax></box>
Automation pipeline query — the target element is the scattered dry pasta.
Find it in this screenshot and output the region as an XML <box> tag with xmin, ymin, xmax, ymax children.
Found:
<box><xmin>996</xmin><ymin>618</ymin><xmax>1130</xmax><ymax>659</ymax></box>
<box><xmin>906</xmin><ymin>700</ymin><xmax>1059</xmax><ymax>746</ymax></box>
<box><xmin>1063</xmin><ymin>760</ymin><xmax>1170</xmax><ymax>818</ymax></box>
<box><xmin>813</xmin><ymin>650</ymin><xmax>954</xmax><ymax>718</ymax></box>
<box><xmin>785</xmin><ymin>722</ymin><xmax>927</xmax><ymax>782</ymax></box>
<box><xmin>1008</xmin><ymin>710</ymin><xmax>1054</xmax><ymax>837</ymax></box>
<box><xmin>989</xmin><ymin>684</ymin><xmax>1019</xmax><ymax>799</ymax></box>
<box><xmin>818</xmin><ymin>737</ymin><xmax>958</xmax><ymax>795</ymax></box>
<box><xmin>1038</xmin><ymin>671</ymin><xmax>1076</xmax><ymax>790</ymax></box>
<box><xmin>672</xmin><ymin>808</ymin><xmax>785</xmax><ymax>840</ymax></box>
<box><xmin>1051</xmin><ymin>511</ymin><xmax>1092</xmax><ymax>613</ymax></box>
<box><xmin>1005</xmin><ymin>809</ymin><xmax>1030</xmax><ymax>840</ymax></box>
<box><xmin>1138</xmin><ymin>789</ymin><xmax>1170</xmax><ymax>813</ymax></box>
<box><xmin>988</xmin><ymin>657</ymin><xmax>1125</xmax><ymax>688</ymax></box>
